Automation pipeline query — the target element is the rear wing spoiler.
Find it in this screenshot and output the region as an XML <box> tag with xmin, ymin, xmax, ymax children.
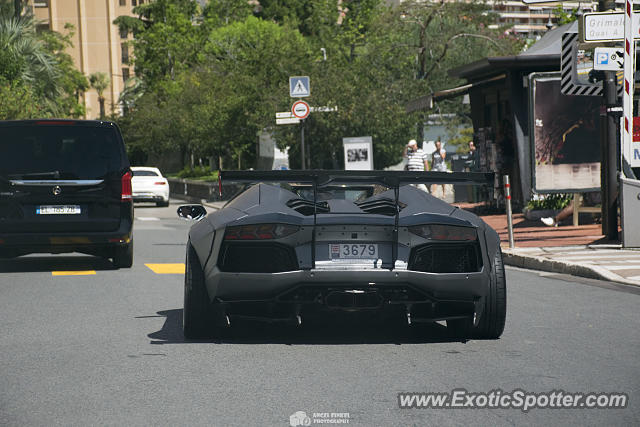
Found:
<box><xmin>218</xmin><ymin>169</ymin><xmax>494</xmax><ymax>270</ymax></box>
<box><xmin>219</xmin><ymin>170</ymin><xmax>494</xmax><ymax>189</ymax></box>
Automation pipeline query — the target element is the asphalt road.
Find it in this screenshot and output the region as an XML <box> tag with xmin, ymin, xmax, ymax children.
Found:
<box><xmin>1</xmin><ymin>200</ymin><xmax>639</xmax><ymax>426</ymax></box>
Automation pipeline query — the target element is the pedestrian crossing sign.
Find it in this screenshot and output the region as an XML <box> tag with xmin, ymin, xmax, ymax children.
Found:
<box><xmin>289</xmin><ymin>76</ymin><xmax>310</xmax><ymax>97</ymax></box>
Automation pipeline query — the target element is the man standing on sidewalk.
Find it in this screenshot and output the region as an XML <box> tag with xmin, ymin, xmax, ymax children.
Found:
<box><xmin>402</xmin><ymin>139</ymin><xmax>429</xmax><ymax>192</ymax></box>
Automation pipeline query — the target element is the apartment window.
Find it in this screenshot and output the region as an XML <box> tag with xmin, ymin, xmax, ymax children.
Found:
<box><xmin>121</xmin><ymin>43</ymin><xmax>129</xmax><ymax>64</ymax></box>
<box><xmin>120</xmin><ymin>27</ymin><xmax>128</xmax><ymax>39</ymax></box>
<box><xmin>119</xmin><ymin>0</ymin><xmax>126</xmax><ymax>6</ymax></box>
<box><xmin>132</xmin><ymin>0</ymin><xmax>137</xmax><ymax>6</ymax></box>
<box><xmin>122</xmin><ymin>68</ymin><xmax>130</xmax><ymax>82</ymax></box>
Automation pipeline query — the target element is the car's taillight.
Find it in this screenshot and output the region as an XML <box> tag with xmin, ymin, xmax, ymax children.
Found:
<box><xmin>408</xmin><ymin>224</ymin><xmax>477</xmax><ymax>241</ymax></box>
<box><xmin>121</xmin><ymin>171</ymin><xmax>132</xmax><ymax>201</ymax></box>
<box><xmin>224</xmin><ymin>224</ymin><xmax>299</xmax><ymax>240</ymax></box>
<box><xmin>154</xmin><ymin>181</ymin><xmax>166</xmax><ymax>185</ymax></box>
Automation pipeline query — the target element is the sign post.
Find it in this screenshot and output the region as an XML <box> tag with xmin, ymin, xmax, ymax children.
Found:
<box><xmin>291</xmin><ymin>100</ymin><xmax>310</xmax><ymax>170</ymax></box>
<box><xmin>289</xmin><ymin>76</ymin><xmax>311</xmax><ymax>169</ymax></box>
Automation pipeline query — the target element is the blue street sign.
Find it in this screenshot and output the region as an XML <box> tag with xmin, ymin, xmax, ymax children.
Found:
<box><xmin>289</xmin><ymin>76</ymin><xmax>310</xmax><ymax>97</ymax></box>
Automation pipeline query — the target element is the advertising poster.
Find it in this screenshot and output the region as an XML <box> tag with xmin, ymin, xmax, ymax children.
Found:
<box><xmin>531</xmin><ymin>76</ymin><xmax>601</xmax><ymax>192</ymax></box>
<box><xmin>343</xmin><ymin>136</ymin><xmax>373</xmax><ymax>170</ymax></box>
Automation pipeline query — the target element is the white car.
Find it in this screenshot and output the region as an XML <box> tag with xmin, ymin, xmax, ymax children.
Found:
<box><xmin>131</xmin><ymin>167</ymin><xmax>170</xmax><ymax>207</ymax></box>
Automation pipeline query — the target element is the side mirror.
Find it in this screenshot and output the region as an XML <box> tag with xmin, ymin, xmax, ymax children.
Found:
<box><xmin>177</xmin><ymin>204</ymin><xmax>207</xmax><ymax>221</ymax></box>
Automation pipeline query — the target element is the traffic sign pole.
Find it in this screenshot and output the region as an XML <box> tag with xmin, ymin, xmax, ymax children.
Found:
<box><xmin>600</xmin><ymin>0</ymin><xmax>619</xmax><ymax>240</ymax></box>
<box><xmin>300</xmin><ymin>120</ymin><xmax>306</xmax><ymax>170</ymax></box>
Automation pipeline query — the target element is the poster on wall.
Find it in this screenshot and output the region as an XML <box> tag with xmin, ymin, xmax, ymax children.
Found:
<box><xmin>530</xmin><ymin>73</ymin><xmax>601</xmax><ymax>192</ymax></box>
<box><xmin>343</xmin><ymin>136</ymin><xmax>373</xmax><ymax>170</ymax></box>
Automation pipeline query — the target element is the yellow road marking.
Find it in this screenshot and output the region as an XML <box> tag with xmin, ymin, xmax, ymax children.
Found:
<box><xmin>51</xmin><ymin>271</ymin><xmax>96</xmax><ymax>276</ymax></box>
<box><xmin>145</xmin><ymin>263</ymin><xmax>185</xmax><ymax>274</ymax></box>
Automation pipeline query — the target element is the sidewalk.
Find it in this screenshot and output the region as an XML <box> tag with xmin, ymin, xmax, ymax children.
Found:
<box><xmin>480</xmin><ymin>213</ymin><xmax>640</xmax><ymax>287</ymax></box>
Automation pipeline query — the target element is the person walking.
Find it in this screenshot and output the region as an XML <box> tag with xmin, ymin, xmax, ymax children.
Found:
<box><xmin>402</xmin><ymin>139</ymin><xmax>429</xmax><ymax>192</ymax></box>
<box><xmin>430</xmin><ymin>139</ymin><xmax>448</xmax><ymax>197</ymax></box>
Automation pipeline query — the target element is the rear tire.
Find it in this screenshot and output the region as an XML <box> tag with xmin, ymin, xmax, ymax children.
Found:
<box><xmin>447</xmin><ymin>249</ymin><xmax>506</xmax><ymax>339</ymax></box>
<box><xmin>112</xmin><ymin>242</ymin><xmax>133</xmax><ymax>268</ymax></box>
<box><xmin>183</xmin><ymin>241</ymin><xmax>225</xmax><ymax>339</ymax></box>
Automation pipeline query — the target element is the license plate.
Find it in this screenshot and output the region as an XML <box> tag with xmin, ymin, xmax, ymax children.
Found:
<box><xmin>36</xmin><ymin>205</ymin><xmax>81</xmax><ymax>215</ymax></box>
<box><xmin>330</xmin><ymin>243</ymin><xmax>378</xmax><ymax>259</ymax></box>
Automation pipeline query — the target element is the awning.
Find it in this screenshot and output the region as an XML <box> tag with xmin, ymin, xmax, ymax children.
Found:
<box><xmin>406</xmin><ymin>73</ymin><xmax>507</xmax><ymax>113</ymax></box>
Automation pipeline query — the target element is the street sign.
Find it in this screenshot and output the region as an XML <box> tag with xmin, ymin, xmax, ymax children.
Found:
<box><xmin>276</xmin><ymin>111</ymin><xmax>295</xmax><ymax>118</ymax></box>
<box><xmin>276</xmin><ymin>117</ymin><xmax>300</xmax><ymax>125</ymax></box>
<box><xmin>623</xmin><ymin>2</ymin><xmax>639</xmax><ymax>168</ymax></box>
<box><xmin>291</xmin><ymin>100</ymin><xmax>310</xmax><ymax>119</ymax></box>
<box><xmin>289</xmin><ymin>76</ymin><xmax>310</xmax><ymax>97</ymax></box>
<box><xmin>581</xmin><ymin>12</ymin><xmax>640</xmax><ymax>42</ymax></box>
<box><xmin>594</xmin><ymin>47</ymin><xmax>624</xmax><ymax>71</ymax></box>
<box><xmin>343</xmin><ymin>137</ymin><xmax>373</xmax><ymax>171</ymax></box>
<box><xmin>310</xmin><ymin>106</ymin><xmax>338</xmax><ymax>112</ymax></box>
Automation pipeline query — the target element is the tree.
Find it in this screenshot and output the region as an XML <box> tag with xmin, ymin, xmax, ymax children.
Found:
<box><xmin>0</xmin><ymin>6</ymin><xmax>86</xmax><ymax>119</ymax></box>
<box><xmin>113</xmin><ymin>0</ymin><xmax>202</xmax><ymax>86</ymax></box>
<box><xmin>115</xmin><ymin>0</ymin><xmax>523</xmax><ymax>171</ymax></box>
<box><xmin>89</xmin><ymin>72</ymin><xmax>110</xmax><ymax>119</ymax></box>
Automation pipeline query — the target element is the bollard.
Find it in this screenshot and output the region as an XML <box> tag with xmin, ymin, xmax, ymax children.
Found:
<box><xmin>504</xmin><ymin>175</ymin><xmax>515</xmax><ymax>248</ymax></box>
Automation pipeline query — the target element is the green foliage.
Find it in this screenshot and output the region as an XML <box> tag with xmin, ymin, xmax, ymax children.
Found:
<box><xmin>553</xmin><ymin>6</ymin><xmax>579</xmax><ymax>26</ymax></box>
<box><xmin>175</xmin><ymin>166</ymin><xmax>218</xmax><ymax>181</ymax></box>
<box><xmin>113</xmin><ymin>0</ymin><xmax>202</xmax><ymax>85</ymax></box>
<box><xmin>116</xmin><ymin>0</ymin><xmax>524</xmax><ymax>171</ymax></box>
<box><xmin>526</xmin><ymin>194</ymin><xmax>572</xmax><ymax>211</ymax></box>
<box><xmin>446</xmin><ymin>127</ymin><xmax>475</xmax><ymax>153</ymax></box>
<box><xmin>0</xmin><ymin>7</ymin><xmax>86</xmax><ymax>119</ymax></box>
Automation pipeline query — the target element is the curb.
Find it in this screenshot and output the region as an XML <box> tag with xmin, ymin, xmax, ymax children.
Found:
<box><xmin>502</xmin><ymin>250</ymin><xmax>640</xmax><ymax>287</ymax></box>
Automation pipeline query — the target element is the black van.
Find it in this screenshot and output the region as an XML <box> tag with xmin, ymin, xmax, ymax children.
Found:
<box><xmin>0</xmin><ymin>120</ymin><xmax>134</xmax><ymax>267</ymax></box>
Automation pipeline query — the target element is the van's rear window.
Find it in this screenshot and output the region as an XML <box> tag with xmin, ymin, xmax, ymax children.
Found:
<box><xmin>0</xmin><ymin>125</ymin><xmax>123</xmax><ymax>180</ymax></box>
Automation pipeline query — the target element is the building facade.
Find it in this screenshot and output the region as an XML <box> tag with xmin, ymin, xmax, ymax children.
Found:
<box><xmin>28</xmin><ymin>0</ymin><xmax>146</xmax><ymax>119</ymax></box>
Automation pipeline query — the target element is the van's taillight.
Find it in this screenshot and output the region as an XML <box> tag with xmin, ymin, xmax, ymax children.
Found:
<box><xmin>121</xmin><ymin>171</ymin><xmax>132</xmax><ymax>201</ymax></box>
<box><xmin>154</xmin><ymin>181</ymin><xmax>166</xmax><ymax>185</ymax></box>
<box><xmin>35</xmin><ymin>121</ymin><xmax>76</xmax><ymax>125</ymax></box>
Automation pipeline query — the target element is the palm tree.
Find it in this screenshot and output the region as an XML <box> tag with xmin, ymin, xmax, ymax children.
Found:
<box><xmin>89</xmin><ymin>72</ymin><xmax>110</xmax><ymax>119</ymax></box>
<box><xmin>0</xmin><ymin>13</ymin><xmax>61</xmax><ymax>105</ymax></box>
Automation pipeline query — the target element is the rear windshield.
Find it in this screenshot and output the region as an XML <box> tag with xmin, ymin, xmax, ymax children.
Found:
<box><xmin>0</xmin><ymin>125</ymin><xmax>124</xmax><ymax>180</ymax></box>
<box><xmin>133</xmin><ymin>170</ymin><xmax>159</xmax><ymax>177</ymax></box>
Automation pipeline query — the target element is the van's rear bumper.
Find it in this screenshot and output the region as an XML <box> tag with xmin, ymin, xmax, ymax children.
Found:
<box><xmin>0</xmin><ymin>218</ymin><xmax>132</xmax><ymax>256</ymax></box>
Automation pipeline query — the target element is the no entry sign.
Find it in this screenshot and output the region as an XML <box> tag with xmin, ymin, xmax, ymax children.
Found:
<box><xmin>291</xmin><ymin>100</ymin><xmax>310</xmax><ymax>119</ymax></box>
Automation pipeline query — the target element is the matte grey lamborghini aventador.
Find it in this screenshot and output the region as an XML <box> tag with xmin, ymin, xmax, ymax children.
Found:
<box><xmin>178</xmin><ymin>170</ymin><xmax>506</xmax><ymax>340</ymax></box>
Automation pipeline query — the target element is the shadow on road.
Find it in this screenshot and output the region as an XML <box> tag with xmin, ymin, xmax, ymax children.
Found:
<box><xmin>146</xmin><ymin>308</ymin><xmax>466</xmax><ymax>345</ymax></box>
<box><xmin>0</xmin><ymin>255</ymin><xmax>116</xmax><ymax>273</ymax></box>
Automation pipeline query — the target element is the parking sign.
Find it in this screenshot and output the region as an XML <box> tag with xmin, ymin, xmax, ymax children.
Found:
<box><xmin>594</xmin><ymin>47</ymin><xmax>623</xmax><ymax>71</ymax></box>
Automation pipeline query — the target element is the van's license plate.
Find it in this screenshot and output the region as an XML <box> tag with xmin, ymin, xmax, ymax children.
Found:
<box><xmin>330</xmin><ymin>244</ymin><xmax>378</xmax><ymax>259</ymax></box>
<box><xmin>36</xmin><ymin>205</ymin><xmax>81</xmax><ymax>215</ymax></box>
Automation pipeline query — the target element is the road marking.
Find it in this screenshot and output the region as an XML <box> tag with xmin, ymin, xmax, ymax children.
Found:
<box><xmin>51</xmin><ymin>271</ymin><xmax>96</xmax><ymax>276</ymax></box>
<box><xmin>136</xmin><ymin>217</ymin><xmax>161</xmax><ymax>221</ymax></box>
<box><xmin>145</xmin><ymin>263</ymin><xmax>185</xmax><ymax>274</ymax></box>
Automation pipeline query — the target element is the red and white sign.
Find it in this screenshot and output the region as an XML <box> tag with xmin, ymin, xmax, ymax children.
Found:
<box><xmin>291</xmin><ymin>101</ymin><xmax>310</xmax><ymax>119</ymax></box>
<box><xmin>623</xmin><ymin>1</ymin><xmax>640</xmax><ymax>166</ymax></box>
